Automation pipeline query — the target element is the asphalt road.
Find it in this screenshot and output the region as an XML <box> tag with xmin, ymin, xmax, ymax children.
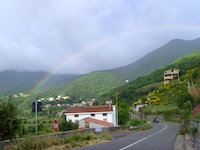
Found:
<box><xmin>78</xmin><ymin>122</ymin><xmax>179</xmax><ymax>150</ymax></box>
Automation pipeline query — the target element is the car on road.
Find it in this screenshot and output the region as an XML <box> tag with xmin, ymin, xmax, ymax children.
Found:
<box><xmin>153</xmin><ymin>117</ymin><xmax>159</xmax><ymax>123</ymax></box>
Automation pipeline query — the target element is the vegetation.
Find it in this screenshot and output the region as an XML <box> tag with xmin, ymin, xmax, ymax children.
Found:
<box><xmin>0</xmin><ymin>97</ymin><xmax>21</xmax><ymax>140</ymax></box>
<box><xmin>118</xmin><ymin>101</ymin><xmax>130</xmax><ymax>125</ymax></box>
<box><xmin>1</xmin><ymin>39</ymin><xmax>200</xmax><ymax>101</ymax></box>
<box><xmin>61</xmin><ymin>71</ymin><xmax>122</xmax><ymax>101</ymax></box>
<box><xmin>3</xmin><ymin>132</ymin><xmax>111</xmax><ymax>150</ymax></box>
<box><xmin>59</xmin><ymin>116</ymin><xmax>79</xmax><ymax>131</ymax></box>
<box><xmin>105</xmin><ymin>51</ymin><xmax>200</xmax><ymax>101</ymax></box>
<box><xmin>129</xmin><ymin>119</ymin><xmax>152</xmax><ymax>130</ymax></box>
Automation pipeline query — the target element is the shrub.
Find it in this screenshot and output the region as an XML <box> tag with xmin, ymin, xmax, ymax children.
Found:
<box><xmin>129</xmin><ymin>119</ymin><xmax>147</xmax><ymax>126</ymax></box>
<box><xmin>0</xmin><ymin>98</ymin><xmax>21</xmax><ymax>140</ymax></box>
<box><xmin>189</xmin><ymin>127</ymin><xmax>198</xmax><ymax>136</ymax></box>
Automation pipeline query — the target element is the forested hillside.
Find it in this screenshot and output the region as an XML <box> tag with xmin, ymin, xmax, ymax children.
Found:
<box><xmin>0</xmin><ymin>71</ymin><xmax>79</xmax><ymax>96</ymax></box>
<box><xmin>103</xmin><ymin>51</ymin><xmax>200</xmax><ymax>104</ymax></box>
<box><xmin>61</xmin><ymin>72</ymin><xmax>121</xmax><ymax>101</ymax></box>
<box><xmin>108</xmin><ymin>38</ymin><xmax>200</xmax><ymax>81</ymax></box>
<box><xmin>1</xmin><ymin>38</ymin><xmax>200</xmax><ymax>101</ymax></box>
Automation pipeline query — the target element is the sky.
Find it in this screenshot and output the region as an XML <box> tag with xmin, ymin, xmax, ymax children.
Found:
<box><xmin>0</xmin><ymin>0</ymin><xmax>200</xmax><ymax>74</ymax></box>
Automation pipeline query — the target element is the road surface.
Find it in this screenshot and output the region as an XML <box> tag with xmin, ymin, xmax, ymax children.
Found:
<box><xmin>78</xmin><ymin>122</ymin><xmax>179</xmax><ymax>150</ymax></box>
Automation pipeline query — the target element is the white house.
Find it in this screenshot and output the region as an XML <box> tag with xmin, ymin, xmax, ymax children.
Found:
<box><xmin>65</xmin><ymin>105</ymin><xmax>117</xmax><ymax>128</ymax></box>
<box><xmin>48</xmin><ymin>97</ymin><xmax>55</xmax><ymax>102</ymax></box>
<box><xmin>132</xmin><ymin>104</ymin><xmax>148</xmax><ymax>112</ymax></box>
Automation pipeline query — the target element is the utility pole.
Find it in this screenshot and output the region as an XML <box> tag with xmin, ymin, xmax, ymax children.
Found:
<box><xmin>148</xmin><ymin>88</ymin><xmax>151</xmax><ymax>106</ymax></box>
<box><xmin>148</xmin><ymin>95</ymin><xmax>151</xmax><ymax>106</ymax></box>
<box><xmin>178</xmin><ymin>70</ymin><xmax>180</xmax><ymax>84</ymax></box>
<box><xmin>188</xmin><ymin>81</ymin><xmax>191</xmax><ymax>94</ymax></box>
<box><xmin>116</xmin><ymin>87</ymin><xmax>118</xmax><ymax>126</ymax></box>
<box><xmin>35</xmin><ymin>101</ymin><xmax>37</xmax><ymax>142</ymax></box>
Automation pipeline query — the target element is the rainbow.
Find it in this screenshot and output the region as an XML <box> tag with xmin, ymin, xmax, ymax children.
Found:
<box><xmin>30</xmin><ymin>24</ymin><xmax>200</xmax><ymax>96</ymax></box>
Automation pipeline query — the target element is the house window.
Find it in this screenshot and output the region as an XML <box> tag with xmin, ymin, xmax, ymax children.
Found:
<box><xmin>74</xmin><ymin>114</ymin><xmax>79</xmax><ymax>117</ymax></box>
<box><xmin>91</xmin><ymin>114</ymin><xmax>95</xmax><ymax>117</ymax></box>
<box><xmin>103</xmin><ymin>113</ymin><xmax>107</xmax><ymax>116</ymax></box>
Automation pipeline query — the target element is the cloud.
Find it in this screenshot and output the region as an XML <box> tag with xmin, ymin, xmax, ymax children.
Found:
<box><xmin>0</xmin><ymin>0</ymin><xmax>200</xmax><ymax>74</ymax></box>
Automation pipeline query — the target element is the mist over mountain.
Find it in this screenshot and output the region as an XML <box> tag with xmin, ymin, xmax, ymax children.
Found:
<box><xmin>0</xmin><ymin>70</ymin><xmax>79</xmax><ymax>95</ymax></box>
<box><xmin>108</xmin><ymin>38</ymin><xmax>200</xmax><ymax>81</ymax></box>
<box><xmin>0</xmin><ymin>38</ymin><xmax>200</xmax><ymax>97</ymax></box>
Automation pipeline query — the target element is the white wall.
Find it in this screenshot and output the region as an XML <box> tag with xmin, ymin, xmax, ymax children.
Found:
<box><xmin>65</xmin><ymin>106</ymin><xmax>117</xmax><ymax>126</ymax></box>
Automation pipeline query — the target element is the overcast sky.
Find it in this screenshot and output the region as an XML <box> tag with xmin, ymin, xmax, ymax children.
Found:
<box><xmin>0</xmin><ymin>0</ymin><xmax>200</xmax><ymax>74</ymax></box>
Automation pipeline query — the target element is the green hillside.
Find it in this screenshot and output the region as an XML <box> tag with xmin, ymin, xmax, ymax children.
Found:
<box><xmin>33</xmin><ymin>39</ymin><xmax>200</xmax><ymax>101</ymax></box>
<box><xmin>141</xmin><ymin>62</ymin><xmax>200</xmax><ymax>118</ymax></box>
<box><xmin>108</xmin><ymin>38</ymin><xmax>200</xmax><ymax>81</ymax></box>
<box><xmin>61</xmin><ymin>71</ymin><xmax>121</xmax><ymax>101</ymax></box>
<box><xmin>1</xmin><ymin>38</ymin><xmax>200</xmax><ymax>101</ymax></box>
<box><xmin>103</xmin><ymin>51</ymin><xmax>200</xmax><ymax>104</ymax></box>
<box><xmin>0</xmin><ymin>71</ymin><xmax>79</xmax><ymax>96</ymax></box>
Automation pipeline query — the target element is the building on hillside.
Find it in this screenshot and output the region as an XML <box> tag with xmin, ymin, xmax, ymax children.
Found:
<box><xmin>164</xmin><ymin>69</ymin><xmax>180</xmax><ymax>84</ymax></box>
<box><xmin>63</xmin><ymin>96</ymin><xmax>70</xmax><ymax>100</ymax></box>
<box><xmin>65</xmin><ymin>105</ymin><xmax>117</xmax><ymax>128</ymax></box>
<box><xmin>48</xmin><ymin>97</ymin><xmax>55</xmax><ymax>102</ymax></box>
<box><xmin>87</xmin><ymin>98</ymin><xmax>96</xmax><ymax>106</ymax></box>
<box><xmin>44</xmin><ymin>104</ymin><xmax>51</xmax><ymax>108</ymax></box>
<box><xmin>56</xmin><ymin>95</ymin><xmax>62</xmax><ymax>101</ymax></box>
<box><xmin>132</xmin><ymin>104</ymin><xmax>148</xmax><ymax>112</ymax></box>
<box><xmin>105</xmin><ymin>100</ymin><xmax>112</xmax><ymax>105</ymax></box>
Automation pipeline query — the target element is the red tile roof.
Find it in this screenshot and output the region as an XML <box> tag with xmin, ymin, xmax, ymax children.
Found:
<box><xmin>66</xmin><ymin>106</ymin><xmax>113</xmax><ymax>113</ymax></box>
<box><xmin>83</xmin><ymin>117</ymin><xmax>113</xmax><ymax>127</ymax></box>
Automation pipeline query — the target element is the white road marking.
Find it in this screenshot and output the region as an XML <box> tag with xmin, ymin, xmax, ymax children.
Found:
<box><xmin>119</xmin><ymin>124</ymin><xmax>168</xmax><ymax>150</ymax></box>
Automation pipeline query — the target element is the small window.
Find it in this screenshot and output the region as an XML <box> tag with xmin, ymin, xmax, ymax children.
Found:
<box><xmin>103</xmin><ymin>113</ymin><xmax>107</xmax><ymax>116</ymax></box>
<box><xmin>91</xmin><ymin>114</ymin><xmax>95</xmax><ymax>117</ymax></box>
<box><xmin>74</xmin><ymin>114</ymin><xmax>79</xmax><ymax>117</ymax></box>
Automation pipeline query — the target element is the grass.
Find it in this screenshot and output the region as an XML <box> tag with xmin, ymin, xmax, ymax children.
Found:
<box><xmin>129</xmin><ymin>118</ymin><xmax>152</xmax><ymax>130</ymax></box>
<box><xmin>3</xmin><ymin>132</ymin><xmax>111</xmax><ymax>150</ymax></box>
<box><xmin>139</xmin><ymin>123</ymin><xmax>152</xmax><ymax>130</ymax></box>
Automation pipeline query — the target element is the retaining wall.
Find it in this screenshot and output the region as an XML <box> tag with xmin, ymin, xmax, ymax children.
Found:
<box><xmin>189</xmin><ymin>120</ymin><xmax>200</xmax><ymax>150</ymax></box>
<box><xmin>0</xmin><ymin>126</ymin><xmax>130</xmax><ymax>149</ymax></box>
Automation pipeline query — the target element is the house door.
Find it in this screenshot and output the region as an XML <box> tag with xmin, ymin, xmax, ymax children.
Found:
<box><xmin>85</xmin><ymin>121</ymin><xmax>89</xmax><ymax>128</ymax></box>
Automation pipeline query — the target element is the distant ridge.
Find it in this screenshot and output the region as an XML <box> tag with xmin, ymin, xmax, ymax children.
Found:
<box><xmin>0</xmin><ymin>70</ymin><xmax>79</xmax><ymax>95</ymax></box>
<box><xmin>0</xmin><ymin>38</ymin><xmax>200</xmax><ymax>99</ymax></box>
<box><xmin>108</xmin><ymin>38</ymin><xmax>200</xmax><ymax>81</ymax></box>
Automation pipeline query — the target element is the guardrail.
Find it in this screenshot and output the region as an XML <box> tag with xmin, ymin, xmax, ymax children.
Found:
<box><xmin>0</xmin><ymin>125</ymin><xmax>137</xmax><ymax>149</ymax></box>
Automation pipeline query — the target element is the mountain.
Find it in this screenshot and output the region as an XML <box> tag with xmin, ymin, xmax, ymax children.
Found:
<box><xmin>1</xmin><ymin>38</ymin><xmax>200</xmax><ymax>99</ymax></box>
<box><xmin>108</xmin><ymin>38</ymin><xmax>200</xmax><ymax>81</ymax></box>
<box><xmin>0</xmin><ymin>70</ymin><xmax>79</xmax><ymax>95</ymax></box>
<box><xmin>105</xmin><ymin>51</ymin><xmax>200</xmax><ymax>104</ymax></box>
<box><xmin>55</xmin><ymin>38</ymin><xmax>200</xmax><ymax>100</ymax></box>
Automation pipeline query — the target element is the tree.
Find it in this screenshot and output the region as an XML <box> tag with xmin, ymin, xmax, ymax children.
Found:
<box><xmin>0</xmin><ymin>97</ymin><xmax>21</xmax><ymax>140</ymax></box>
<box><xmin>59</xmin><ymin>115</ymin><xmax>78</xmax><ymax>131</ymax></box>
<box><xmin>118</xmin><ymin>101</ymin><xmax>129</xmax><ymax>125</ymax></box>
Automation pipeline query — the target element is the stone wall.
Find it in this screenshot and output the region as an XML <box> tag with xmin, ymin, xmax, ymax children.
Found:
<box><xmin>189</xmin><ymin>120</ymin><xmax>200</xmax><ymax>150</ymax></box>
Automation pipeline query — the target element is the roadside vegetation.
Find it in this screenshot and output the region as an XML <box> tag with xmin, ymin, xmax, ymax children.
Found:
<box><xmin>3</xmin><ymin>132</ymin><xmax>111</xmax><ymax>150</ymax></box>
<box><xmin>129</xmin><ymin>119</ymin><xmax>152</xmax><ymax>130</ymax></box>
